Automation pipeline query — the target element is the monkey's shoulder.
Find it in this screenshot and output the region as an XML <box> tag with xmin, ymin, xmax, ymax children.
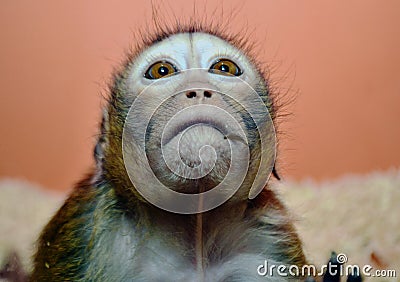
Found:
<box><xmin>31</xmin><ymin>177</ymin><xmax>127</xmax><ymax>281</ymax></box>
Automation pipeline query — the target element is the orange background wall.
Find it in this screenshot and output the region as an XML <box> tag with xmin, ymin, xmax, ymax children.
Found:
<box><xmin>1</xmin><ymin>1</ymin><xmax>399</xmax><ymax>191</ymax></box>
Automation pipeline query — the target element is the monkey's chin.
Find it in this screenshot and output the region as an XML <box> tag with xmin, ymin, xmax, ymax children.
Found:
<box><xmin>166</xmin><ymin>125</ymin><xmax>230</xmax><ymax>177</ymax></box>
<box><xmin>155</xmin><ymin>125</ymin><xmax>232</xmax><ymax>192</ymax></box>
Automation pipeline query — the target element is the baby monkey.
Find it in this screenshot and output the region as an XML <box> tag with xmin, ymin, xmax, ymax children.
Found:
<box><xmin>2</xmin><ymin>20</ymin><xmax>359</xmax><ymax>282</ymax></box>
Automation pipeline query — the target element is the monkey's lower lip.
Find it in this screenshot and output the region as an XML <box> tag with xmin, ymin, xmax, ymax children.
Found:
<box><xmin>161</xmin><ymin>106</ymin><xmax>247</xmax><ymax>146</ymax></box>
<box><xmin>161</xmin><ymin>119</ymin><xmax>246</xmax><ymax>146</ymax></box>
<box><xmin>162</xmin><ymin>116</ymin><xmax>217</xmax><ymax>146</ymax></box>
<box><xmin>162</xmin><ymin>120</ymin><xmax>225</xmax><ymax>146</ymax></box>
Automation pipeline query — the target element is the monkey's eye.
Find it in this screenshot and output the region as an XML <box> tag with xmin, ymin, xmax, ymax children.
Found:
<box><xmin>144</xmin><ymin>61</ymin><xmax>177</xmax><ymax>79</ymax></box>
<box><xmin>209</xmin><ymin>59</ymin><xmax>242</xmax><ymax>76</ymax></box>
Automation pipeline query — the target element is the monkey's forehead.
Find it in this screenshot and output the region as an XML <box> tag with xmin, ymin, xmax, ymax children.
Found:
<box><xmin>132</xmin><ymin>32</ymin><xmax>256</xmax><ymax>75</ymax></box>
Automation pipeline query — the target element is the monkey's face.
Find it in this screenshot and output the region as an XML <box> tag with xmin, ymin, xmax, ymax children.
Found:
<box><xmin>118</xmin><ymin>32</ymin><xmax>276</xmax><ymax>213</ymax></box>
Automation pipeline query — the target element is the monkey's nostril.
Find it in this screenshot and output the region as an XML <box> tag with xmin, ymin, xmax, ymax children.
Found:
<box><xmin>186</xmin><ymin>91</ymin><xmax>196</xmax><ymax>98</ymax></box>
<box><xmin>204</xmin><ymin>91</ymin><xmax>212</xmax><ymax>98</ymax></box>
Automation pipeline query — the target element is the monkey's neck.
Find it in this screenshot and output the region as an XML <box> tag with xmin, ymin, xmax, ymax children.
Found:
<box><xmin>137</xmin><ymin>199</ymin><xmax>249</xmax><ymax>247</ymax></box>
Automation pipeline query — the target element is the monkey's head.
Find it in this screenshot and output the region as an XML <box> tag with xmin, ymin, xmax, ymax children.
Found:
<box><xmin>95</xmin><ymin>27</ymin><xmax>278</xmax><ymax>214</ymax></box>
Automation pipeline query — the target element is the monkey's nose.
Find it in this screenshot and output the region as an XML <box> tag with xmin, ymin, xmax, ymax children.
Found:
<box><xmin>186</xmin><ymin>90</ymin><xmax>212</xmax><ymax>99</ymax></box>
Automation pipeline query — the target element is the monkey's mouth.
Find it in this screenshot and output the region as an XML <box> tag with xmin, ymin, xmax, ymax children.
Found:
<box><xmin>161</xmin><ymin>107</ymin><xmax>246</xmax><ymax>146</ymax></box>
<box><xmin>162</xmin><ymin>119</ymin><xmax>226</xmax><ymax>146</ymax></box>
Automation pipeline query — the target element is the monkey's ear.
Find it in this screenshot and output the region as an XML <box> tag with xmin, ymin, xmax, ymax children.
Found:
<box><xmin>94</xmin><ymin>109</ymin><xmax>110</xmax><ymax>170</ymax></box>
<box><xmin>272</xmin><ymin>164</ymin><xmax>281</xmax><ymax>181</ymax></box>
